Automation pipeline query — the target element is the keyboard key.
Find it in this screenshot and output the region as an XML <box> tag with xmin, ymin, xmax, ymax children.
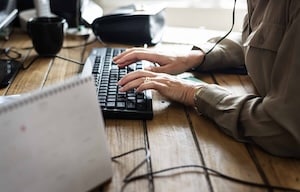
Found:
<box><xmin>116</xmin><ymin>102</ymin><xmax>126</xmax><ymax>108</ymax></box>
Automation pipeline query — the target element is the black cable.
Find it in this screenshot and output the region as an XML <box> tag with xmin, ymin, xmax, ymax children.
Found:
<box><xmin>20</xmin><ymin>55</ymin><xmax>83</xmax><ymax>70</ymax></box>
<box><xmin>1</xmin><ymin>43</ymin><xmax>85</xmax><ymax>71</ymax></box>
<box><xmin>17</xmin><ymin>46</ymin><xmax>34</xmax><ymax>51</ymax></box>
<box><xmin>21</xmin><ymin>55</ymin><xmax>39</xmax><ymax>70</ymax></box>
<box><xmin>0</xmin><ymin>47</ymin><xmax>22</xmax><ymax>60</ymax></box>
<box><xmin>205</xmin><ymin>0</ymin><xmax>237</xmax><ymax>55</ymax></box>
<box><xmin>8</xmin><ymin>34</ymin><xmax>96</xmax><ymax>66</ymax></box>
<box><xmin>54</xmin><ymin>55</ymin><xmax>84</xmax><ymax>65</ymax></box>
<box><xmin>123</xmin><ymin>149</ymin><xmax>151</xmax><ymax>183</ymax></box>
<box><xmin>111</xmin><ymin>147</ymin><xmax>146</xmax><ymax>161</ymax></box>
<box><xmin>112</xmin><ymin>148</ymin><xmax>300</xmax><ymax>192</ymax></box>
<box><xmin>126</xmin><ymin>164</ymin><xmax>300</xmax><ymax>192</ymax></box>
<box><xmin>111</xmin><ymin>147</ymin><xmax>151</xmax><ymax>192</ymax></box>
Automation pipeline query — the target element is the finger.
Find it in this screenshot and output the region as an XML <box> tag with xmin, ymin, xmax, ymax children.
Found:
<box><xmin>136</xmin><ymin>79</ymin><xmax>166</xmax><ymax>92</ymax></box>
<box><xmin>118</xmin><ymin>70</ymin><xmax>156</xmax><ymax>86</ymax></box>
<box><xmin>114</xmin><ymin>51</ymin><xmax>148</xmax><ymax>67</ymax></box>
<box><xmin>119</xmin><ymin>77</ymin><xmax>146</xmax><ymax>92</ymax></box>
<box><xmin>113</xmin><ymin>47</ymin><xmax>139</xmax><ymax>57</ymax></box>
<box><xmin>113</xmin><ymin>51</ymin><xmax>137</xmax><ymax>67</ymax></box>
<box><xmin>145</xmin><ymin>65</ymin><xmax>173</xmax><ymax>74</ymax></box>
<box><xmin>120</xmin><ymin>76</ymin><xmax>165</xmax><ymax>93</ymax></box>
<box><xmin>115</xmin><ymin>50</ymin><xmax>163</xmax><ymax>68</ymax></box>
<box><xmin>113</xmin><ymin>48</ymin><xmax>146</xmax><ymax>63</ymax></box>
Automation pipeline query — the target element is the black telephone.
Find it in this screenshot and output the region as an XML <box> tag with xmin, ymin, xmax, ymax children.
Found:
<box><xmin>92</xmin><ymin>4</ymin><xmax>165</xmax><ymax>46</ymax></box>
<box><xmin>0</xmin><ymin>59</ymin><xmax>21</xmax><ymax>88</ymax></box>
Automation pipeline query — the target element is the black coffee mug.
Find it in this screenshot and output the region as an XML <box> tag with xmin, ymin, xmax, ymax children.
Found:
<box><xmin>27</xmin><ymin>17</ymin><xmax>66</xmax><ymax>57</ymax></box>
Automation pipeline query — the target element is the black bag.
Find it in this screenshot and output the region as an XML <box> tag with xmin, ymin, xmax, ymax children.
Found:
<box><xmin>92</xmin><ymin>4</ymin><xmax>165</xmax><ymax>46</ymax></box>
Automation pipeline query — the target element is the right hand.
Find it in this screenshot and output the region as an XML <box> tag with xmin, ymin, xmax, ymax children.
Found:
<box><xmin>118</xmin><ymin>70</ymin><xmax>204</xmax><ymax>106</ymax></box>
<box><xmin>113</xmin><ymin>48</ymin><xmax>205</xmax><ymax>75</ymax></box>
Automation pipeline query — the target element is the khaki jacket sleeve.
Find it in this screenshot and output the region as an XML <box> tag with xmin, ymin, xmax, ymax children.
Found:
<box><xmin>192</xmin><ymin>33</ymin><xmax>246</xmax><ymax>72</ymax></box>
<box><xmin>194</xmin><ymin>84</ymin><xmax>300</xmax><ymax>158</ymax></box>
<box><xmin>193</xmin><ymin>2</ymin><xmax>300</xmax><ymax>158</ymax></box>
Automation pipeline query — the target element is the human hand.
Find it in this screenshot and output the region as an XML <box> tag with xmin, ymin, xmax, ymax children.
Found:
<box><xmin>113</xmin><ymin>48</ymin><xmax>205</xmax><ymax>75</ymax></box>
<box><xmin>118</xmin><ymin>70</ymin><xmax>204</xmax><ymax>106</ymax></box>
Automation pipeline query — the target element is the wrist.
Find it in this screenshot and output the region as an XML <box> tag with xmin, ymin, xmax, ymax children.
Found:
<box><xmin>193</xmin><ymin>85</ymin><xmax>205</xmax><ymax>113</ymax></box>
<box><xmin>189</xmin><ymin>50</ymin><xmax>205</xmax><ymax>69</ymax></box>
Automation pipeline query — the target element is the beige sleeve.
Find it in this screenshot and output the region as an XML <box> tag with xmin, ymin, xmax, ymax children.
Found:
<box><xmin>194</xmin><ymin>83</ymin><xmax>300</xmax><ymax>158</ymax></box>
<box><xmin>192</xmin><ymin>33</ymin><xmax>245</xmax><ymax>72</ymax></box>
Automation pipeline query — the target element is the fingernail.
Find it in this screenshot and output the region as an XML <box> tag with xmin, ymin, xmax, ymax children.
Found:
<box><xmin>117</xmin><ymin>79</ymin><xmax>124</xmax><ymax>85</ymax></box>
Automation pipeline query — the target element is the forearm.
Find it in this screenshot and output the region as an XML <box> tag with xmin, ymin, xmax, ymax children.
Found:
<box><xmin>193</xmin><ymin>84</ymin><xmax>300</xmax><ymax>158</ymax></box>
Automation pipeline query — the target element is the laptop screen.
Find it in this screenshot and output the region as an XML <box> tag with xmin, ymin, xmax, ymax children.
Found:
<box><xmin>0</xmin><ymin>0</ymin><xmax>18</xmax><ymax>30</ymax></box>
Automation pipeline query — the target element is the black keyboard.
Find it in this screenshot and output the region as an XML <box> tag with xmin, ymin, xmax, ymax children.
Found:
<box><xmin>83</xmin><ymin>47</ymin><xmax>153</xmax><ymax>120</ymax></box>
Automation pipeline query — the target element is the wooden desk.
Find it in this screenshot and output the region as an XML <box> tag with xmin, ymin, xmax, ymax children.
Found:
<box><xmin>1</xmin><ymin>29</ymin><xmax>300</xmax><ymax>192</ymax></box>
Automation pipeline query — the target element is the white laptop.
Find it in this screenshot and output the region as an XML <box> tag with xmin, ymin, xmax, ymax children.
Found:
<box><xmin>0</xmin><ymin>75</ymin><xmax>112</xmax><ymax>192</ymax></box>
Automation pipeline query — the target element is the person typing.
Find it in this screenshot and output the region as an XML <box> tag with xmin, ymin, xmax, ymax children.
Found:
<box><xmin>115</xmin><ymin>0</ymin><xmax>300</xmax><ymax>158</ymax></box>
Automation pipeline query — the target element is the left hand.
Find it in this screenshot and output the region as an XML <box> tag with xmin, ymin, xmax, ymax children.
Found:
<box><xmin>118</xmin><ymin>70</ymin><xmax>202</xmax><ymax>106</ymax></box>
<box><xmin>113</xmin><ymin>48</ymin><xmax>205</xmax><ymax>75</ymax></box>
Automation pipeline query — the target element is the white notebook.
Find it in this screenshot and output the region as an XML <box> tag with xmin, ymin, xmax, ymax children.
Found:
<box><xmin>0</xmin><ymin>75</ymin><xmax>112</xmax><ymax>192</ymax></box>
